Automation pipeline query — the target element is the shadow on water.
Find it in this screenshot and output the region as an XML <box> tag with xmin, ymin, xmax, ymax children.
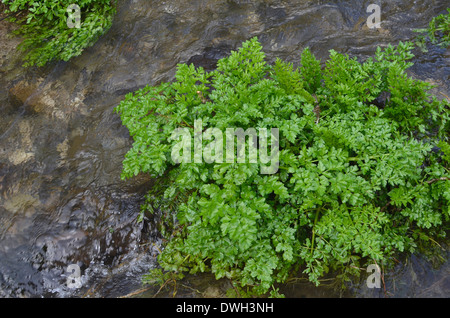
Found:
<box><xmin>0</xmin><ymin>0</ymin><xmax>448</xmax><ymax>297</ymax></box>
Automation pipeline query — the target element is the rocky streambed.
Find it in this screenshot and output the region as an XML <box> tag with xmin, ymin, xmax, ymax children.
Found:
<box><xmin>0</xmin><ymin>0</ymin><xmax>449</xmax><ymax>298</ymax></box>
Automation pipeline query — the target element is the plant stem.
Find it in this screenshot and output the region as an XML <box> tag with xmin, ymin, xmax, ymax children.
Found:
<box><xmin>310</xmin><ymin>207</ymin><xmax>321</xmax><ymax>256</ymax></box>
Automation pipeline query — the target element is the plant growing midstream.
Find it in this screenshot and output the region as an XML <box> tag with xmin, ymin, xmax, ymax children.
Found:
<box><xmin>115</xmin><ymin>37</ymin><xmax>450</xmax><ymax>297</ymax></box>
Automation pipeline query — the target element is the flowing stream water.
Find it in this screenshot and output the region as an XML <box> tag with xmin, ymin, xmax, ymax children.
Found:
<box><xmin>0</xmin><ymin>0</ymin><xmax>449</xmax><ymax>298</ymax></box>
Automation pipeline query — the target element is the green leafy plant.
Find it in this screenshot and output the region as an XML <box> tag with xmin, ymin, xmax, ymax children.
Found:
<box><xmin>115</xmin><ymin>38</ymin><xmax>450</xmax><ymax>297</ymax></box>
<box><xmin>415</xmin><ymin>8</ymin><xmax>450</xmax><ymax>51</ymax></box>
<box><xmin>2</xmin><ymin>0</ymin><xmax>116</xmax><ymax>67</ymax></box>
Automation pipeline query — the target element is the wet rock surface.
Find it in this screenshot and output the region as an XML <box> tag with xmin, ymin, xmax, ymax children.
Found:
<box><xmin>0</xmin><ymin>0</ymin><xmax>449</xmax><ymax>297</ymax></box>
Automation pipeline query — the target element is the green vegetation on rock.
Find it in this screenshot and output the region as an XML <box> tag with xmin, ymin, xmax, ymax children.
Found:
<box><xmin>2</xmin><ymin>0</ymin><xmax>116</xmax><ymax>67</ymax></box>
<box><xmin>415</xmin><ymin>8</ymin><xmax>450</xmax><ymax>51</ymax></box>
<box><xmin>116</xmin><ymin>37</ymin><xmax>450</xmax><ymax>296</ymax></box>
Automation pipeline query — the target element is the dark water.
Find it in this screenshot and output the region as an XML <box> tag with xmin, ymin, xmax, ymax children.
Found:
<box><xmin>0</xmin><ymin>0</ymin><xmax>449</xmax><ymax>298</ymax></box>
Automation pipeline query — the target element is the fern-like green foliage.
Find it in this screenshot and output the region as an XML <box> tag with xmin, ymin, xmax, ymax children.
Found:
<box><xmin>415</xmin><ymin>8</ymin><xmax>450</xmax><ymax>51</ymax></box>
<box><xmin>2</xmin><ymin>0</ymin><xmax>116</xmax><ymax>67</ymax></box>
<box><xmin>115</xmin><ymin>38</ymin><xmax>450</xmax><ymax>297</ymax></box>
